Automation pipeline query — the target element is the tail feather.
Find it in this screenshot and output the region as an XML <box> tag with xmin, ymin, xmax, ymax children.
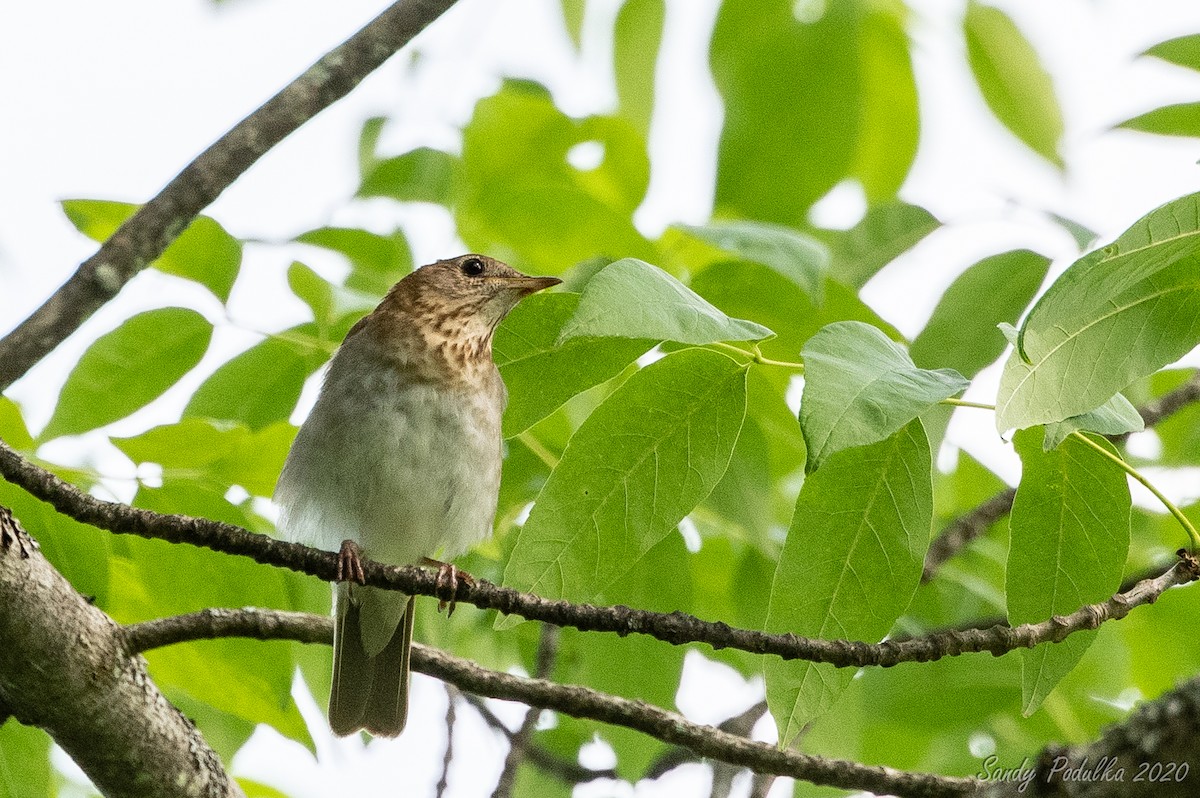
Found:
<box><xmin>330</xmin><ymin>586</ymin><xmax>413</xmax><ymax>737</ymax></box>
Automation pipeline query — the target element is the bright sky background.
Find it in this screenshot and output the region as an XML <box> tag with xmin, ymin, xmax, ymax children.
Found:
<box><xmin>5</xmin><ymin>0</ymin><xmax>1200</xmax><ymax>796</ymax></box>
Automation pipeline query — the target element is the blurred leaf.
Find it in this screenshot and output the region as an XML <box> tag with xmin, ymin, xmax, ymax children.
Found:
<box><xmin>0</xmin><ymin>721</ymin><xmax>52</xmax><ymax>798</ymax></box>
<box><xmin>1144</xmin><ymin>369</ymin><xmax>1200</xmax><ymax>466</ymax></box>
<box><xmin>494</xmin><ymin>292</ymin><xmax>653</xmax><ymax>436</ymax></box>
<box><xmin>996</xmin><ymin>191</ymin><xmax>1200</xmax><ymax>432</ymax></box>
<box><xmin>458</xmin><ymin>81</ymin><xmax>656</xmax><ymax>273</ymax></box>
<box><xmin>910</xmin><ymin>249</ymin><xmax>1050</xmax><ymax>377</ymax></box>
<box><xmin>41</xmin><ymin>308</ymin><xmax>212</xmax><ymax>441</ymax></box>
<box><xmin>712</xmin><ymin>0</ymin><xmax>861</xmax><ymax>223</ymax></box>
<box><xmin>558</xmin><ymin>258</ymin><xmax>773</xmax><ymax>344</ymax></box>
<box><xmin>61</xmin><ymin>199</ymin><xmax>241</xmax><ymax>302</ymax></box>
<box><xmin>964</xmin><ymin>1</ymin><xmax>1063</xmax><ymax>167</ymax></box>
<box><xmin>113</xmin><ymin>418</ymin><xmax>294</xmax><ymax>498</ymax></box>
<box><xmin>237</xmin><ymin>779</ymin><xmax>292</xmax><ymax>798</ymax></box>
<box><xmin>766</xmin><ymin>419</ymin><xmax>932</xmax><ymax>746</ymax></box>
<box><xmin>828</xmin><ymin>201</ymin><xmax>940</xmax><ymax>288</ymax></box>
<box><xmin>1141</xmin><ymin>33</ymin><xmax>1200</xmax><ymax>73</ymax></box>
<box><xmin>560</xmin><ymin>0</ymin><xmax>586</xmax><ymax>50</ymax></box>
<box><xmin>357</xmin><ymin>115</ymin><xmax>387</xmax><ymax>177</ymax></box>
<box><xmin>294</xmin><ymin>226</ymin><xmax>412</xmax><ymax>296</ymax></box>
<box><xmin>1117</xmin><ymin>102</ymin><xmax>1200</xmax><ymax>138</ymax></box>
<box><xmin>286</xmin><ymin>261</ymin><xmax>377</xmax><ymax>341</ymax></box>
<box><xmin>0</xmin><ymin>397</ymin><xmax>34</xmax><ymax>451</ymax></box>
<box><xmin>358</xmin><ymin>147</ymin><xmax>458</xmax><ymax>205</ymax></box>
<box><xmin>853</xmin><ymin>4</ymin><xmax>919</xmax><ymax>200</ymax></box>
<box><xmin>800</xmin><ymin>321</ymin><xmax>968</xmax><ymax>471</ymax></box>
<box><xmin>185</xmin><ymin>323</ymin><xmax>329</xmax><ymax>431</ymax></box>
<box><xmin>679</xmin><ymin>221</ymin><xmax>828</xmax><ymax>303</ymax></box>
<box><xmin>1008</xmin><ymin>430</ymin><xmax>1129</xmax><ymax>715</ymax></box>
<box><xmin>1042</xmin><ymin>393</ymin><xmax>1143</xmax><ymax>450</ymax></box>
<box><xmin>613</xmin><ymin>0</ymin><xmax>664</xmax><ymax>136</ymax></box>
<box><xmin>1047</xmin><ymin>211</ymin><xmax>1099</xmax><ymax>250</ymax></box>
<box><xmin>502</xmin><ymin>349</ymin><xmax>747</xmax><ymax>613</ymax></box>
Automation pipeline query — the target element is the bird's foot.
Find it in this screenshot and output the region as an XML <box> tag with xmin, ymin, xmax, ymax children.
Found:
<box><xmin>336</xmin><ymin>539</ymin><xmax>367</xmax><ymax>584</ymax></box>
<box><xmin>422</xmin><ymin>557</ymin><xmax>476</xmax><ymax>617</ymax></box>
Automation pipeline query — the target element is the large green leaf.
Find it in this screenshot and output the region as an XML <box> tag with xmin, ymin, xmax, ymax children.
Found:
<box><xmin>963</xmin><ymin>1</ymin><xmax>1063</xmax><ymax>167</ymax></box>
<box><xmin>1117</xmin><ymin>102</ymin><xmax>1200</xmax><ymax>138</ymax></box>
<box><xmin>41</xmin><ymin>308</ymin><xmax>212</xmax><ymax>441</ymax></box>
<box><xmin>679</xmin><ymin>221</ymin><xmax>828</xmax><ymax>303</ymax></box>
<box><xmin>711</xmin><ymin>0</ymin><xmax>861</xmax><ymax>224</ymax></box>
<box><xmin>1141</xmin><ymin>33</ymin><xmax>1200</xmax><ymax>73</ymax></box>
<box><xmin>765</xmin><ymin>419</ymin><xmax>932</xmax><ymax>746</ymax></box>
<box><xmin>61</xmin><ymin>199</ymin><xmax>241</xmax><ymax>302</ymax></box>
<box><xmin>1042</xmin><ymin>393</ymin><xmax>1143</xmax><ymax>451</ymax></box>
<box><xmin>910</xmin><ymin>249</ymin><xmax>1050</xmax><ymax>377</ymax></box>
<box><xmin>800</xmin><ymin>321</ymin><xmax>968</xmax><ymax>471</ymax></box>
<box><xmin>0</xmin><ymin>722</ymin><xmax>52</xmax><ymax>798</ymax></box>
<box><xmin>494</xmin><ymin>292</ymin><xmax>653</xmax><ymax>436</ymax></box>
<box><xmin>501</xmin><ymin>348</ymin><xmax>747</xmax><ymax>610</ymax></box>
<box><xmin>996</xmin><ymin>192</ymin><xmax>1200</xmax><ymax>432</ymax></box>
<box><xmin>557</xmin><ymin>258</ymin><xmax>773</xmax><ymax>345</ymax></box>
<box><xmin>852</xmin><ymin>4</ymin><xmax>919</xmax><ymax>201</ymax></box>
<box><xmin>184</xmin><ymin>323</ymin><xmax>329</xmax><ymax>431</ymax></box>
<box><xmin>828</xmin><ymin>202</ymin><xmax>940</xmax><ymax>288</ymax></box>
<box><xmin>457</xmin><ymin>81</ymin><xmax>656</xmax><ymax>273</ymax></box>
<box><xmin>357</xmin><ymin>147</ymin><xmax>458</xmax><ymax>205</ymax></box>
<box><xmin>613</xmin><ymin>0</ymin><xmax>664</xmax><ymax>137</ymax></box>
<box><xmin>1008</xmin><ymin>430</ymin><xmax>1130</xmax><ymax>715</ymax></box>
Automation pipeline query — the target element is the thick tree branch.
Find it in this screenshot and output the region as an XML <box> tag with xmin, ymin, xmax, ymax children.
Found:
<box><xmin>925</xmin><ymin>370</ymin><xmax>1200</xmax><ymax>579</ymax></box>
<box><xmin>6</xmin><ymin>437</ymin><xmax>1197</xmax><ymax>670</ymax></box>
<box><xmin>124</xmin><ymin>607</ymin><xmax>977</xmax><ymax>798</ymax></box>
<box><xmin>0</xmin><ymin>0</ymin><xmax>458</xmax><ymax>392</ymax></box>
<box><xmin>0</xmin><ymin>507</ymin><xmax>241</xmax><ymax>798</ymax></box>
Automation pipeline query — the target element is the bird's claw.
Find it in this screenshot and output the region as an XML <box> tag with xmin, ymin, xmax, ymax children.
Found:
<box><xmin>336</xmin><ymin>539</ymin><xmax>366</xmax><ymax>584</ymax></box>
<box><xmin>425</xmin><ymin>558</ymin><xmax>475</xmax><ymax>617</ymax></box>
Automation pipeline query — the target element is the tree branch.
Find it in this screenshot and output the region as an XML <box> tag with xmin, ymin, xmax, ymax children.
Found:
<box><xmin>6</xmin><ymin>437</ymin><xmax>1197</xmax><ymax>670</ymax></box>
<box><xmin>0</xmin><ymin>0</ymin><xmax>458</xmax><ymax>392</ymax></box>
<box><xmin>0</xmin><ymin>506</ymin><xmax>242</xmax><ymax>798</ymax></box>
<box><xmin>123</xmin><ymin>607</ymin><xmax>977</xmax><ymax>798</ymax></box>
<box><xmin>491</xmin><ymin>624</ymin><xmax>561</xmax><ymax>798</ymax></box>
<box><xmin>925</xmin><ymin>370</ymin><xmax>1200</xmax><ymax>579</ymax></box>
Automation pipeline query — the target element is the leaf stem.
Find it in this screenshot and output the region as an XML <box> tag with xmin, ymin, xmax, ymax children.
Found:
<box><xmin>939</xmin><ymin>398</ymin><xmax>996</xmax><ymax>411</ymax></box>
<box><xmin>518</xmin><ymin>431</ymin><xmax>560</xmax><ymax>470</ymax></box>
<box><xmin>710</xmin><ymin>341</ymin><xmax>804</xmax><ymax>371</ymax></box>
<box><xmin>1069</xmin><ymin>431</ymin><xmax>1200</xmax><ymax>550</ymax></box>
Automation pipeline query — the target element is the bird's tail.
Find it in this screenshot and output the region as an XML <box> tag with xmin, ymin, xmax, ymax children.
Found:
<box><xmin>330</xmin><ymin>585</ymin><xmax>414</xmax><ymax>737</ymax></box>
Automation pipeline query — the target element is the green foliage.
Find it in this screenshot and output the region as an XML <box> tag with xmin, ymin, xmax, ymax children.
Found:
<box><xmin>1008</xmin><ymin>430</ymin><xmax>1130</xmax><ymax>715</ymax></box>
<box><xmin>963</xmin><ymin>2</ymin><xmax>1064</xmax><ymax>166</ymax></box>
<box><xmin>765</xmin><ymin>419</ymin><xmax>932</xmax><ymax>746</ymax></box>
<box><xmin>0</xmin><ymin>721</ymin><xmax>53</xmax><ymax>798</ymax></box>
<box><xmin>679</xmin><ymin>221</ymin><xmax>828</xmax><ymax>303</ymax></box>
<box><xmin>828</xmin><ymin>201</ymin><xmax>940</xmax><ymax>288</ymax></box>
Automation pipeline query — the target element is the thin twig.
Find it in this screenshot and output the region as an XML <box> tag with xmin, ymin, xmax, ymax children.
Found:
<box><xmin>491</xmin><ymin>625</ymin><xmax>561</xmax><ymax>798</ymax></box>
<box><xmin>0</xmin><ymin>0</ymin><xmax>459</xmax><ymax>391</ymax></box>
<box><xmin>435</xmin><ymin>688</ymin><xmax>456</xmax><ymax>798</ymax></box>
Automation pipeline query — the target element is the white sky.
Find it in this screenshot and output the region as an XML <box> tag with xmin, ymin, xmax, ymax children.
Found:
<box><xmin>6</xmin><ymin>0</ymin><xmax>1200</xmax><ymax>796</ymax></box>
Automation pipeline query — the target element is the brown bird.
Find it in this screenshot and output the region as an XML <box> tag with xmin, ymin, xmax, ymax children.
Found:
<box><xmin>274</xmin><ymin>254</ymin><xmax>560</xmax><ymax>736</ymax></box>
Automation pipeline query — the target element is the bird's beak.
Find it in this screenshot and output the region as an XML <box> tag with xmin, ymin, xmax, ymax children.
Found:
<box><xmin>506</xmin><ymin>275</ymin><xmax>562</xmax><ymax>296</ymax></box>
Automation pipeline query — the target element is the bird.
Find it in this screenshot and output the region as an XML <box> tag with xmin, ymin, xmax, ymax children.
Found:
<box><xmin>274</xmin><ymin>254</ymin><xmax>560</xmax><ymax>736</ymax></box>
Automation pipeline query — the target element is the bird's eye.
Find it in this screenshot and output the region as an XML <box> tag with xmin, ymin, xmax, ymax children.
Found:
<box><xmin>461</xmin><ymin>257</ymin><xmax>486</xmax><ymax>277</ymax></box>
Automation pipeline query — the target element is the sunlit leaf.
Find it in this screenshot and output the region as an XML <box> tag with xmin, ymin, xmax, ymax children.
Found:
<box><xmin>853</xmin><ymin>5</ymin><xmax>919</xmax><ymax>201</ymax></box>
<box><xmin>613</xmin><ymin>0</ymin><xmax>664</xmax><ymax>137</ymax></box>
<box><xmin>679</xmin><ymin>220</ymin><xmax>828</xmax><ymax>303</ymax></box>
<box><xmin>294</xmin><ymin>226</ymin><xmax>412</xmax><ymax>296</ymax></box>
<box><xmin>1042</xmin><ymin>393</ymin><xmax>1143</xmax><ymax>450</ymax></box>
<box><xmin>828</xmin><ymin>201</ymin><xmax>940</xmax><ymax>288</ymax></box>
<box><xmin>558</xmin><ymin>258</ymin><xmax>773</xmax><ymax>344</ymax></box>
<box><xmin>1141</xmin><ymin>33</ymin><xmax>1200</xmax><ymax>73</ymax></box>
<box><xmin>0</xmin><ymin>722</ymin><xmax>52</xmax><ymax>798</ymax></box>
<box><xmin>766</xmin><ymin>419</ymin><xmax>932</xmax><ymax>746</ymax></box>
<box><xmin>1008</xmin><ymin>430</ymin><xmax>1129</xmax><ymax>715</ymax></box>
<box><xmin>358</xmin><ymin>147</ymin><xmax>458</xmax><ymax>205</ymax></box>
<box><xmin>1117</xmin><ymin>102</ymin><xmax>1200</xmax><ymax>138</ymax></box>
<box><xmin>41</xmin><ymin>308</ymin><xmax>212</xmax><ymax>441</ymax></box>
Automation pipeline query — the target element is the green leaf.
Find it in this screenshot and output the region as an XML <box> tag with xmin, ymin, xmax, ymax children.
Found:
<box><xmin>613</xmin><ymin>0</ymin><xmax>664</xmax><ymax>137</ymax></box>
<box><xmin>501</xmin><ymin>349</ymin><xmax>747</xmax><ymax>611</ymax></box>
<box><xmin>910</xmin><ymin>249</ymin><xmax>1050</xmax><ymax>377</ymax></box>
<box><xmin>0</xmin><ymin>397</ymin><xmax>34</xmax><ymax>451</ymax></box>
<box><xmin>287</xmin><ymin>262</ymin><xmax>377</xmax><ymax>340</ymax></box>
<box><xmin>800</xmin><ymin>321</ymin><xmax>968</xmax><ymax>471</ymax></box>
<box><xmin>294</xmin><ymin>226</ymin><xmax>412</xmax><ymax>296</ymax></box>
<box><xmin>357</xmin><ymin>115</ymin><xmax>387</xmax><ymax>177</ymax></box>
<box><xmin>765</xmin><ymin>419</ymin><xmax>932</xmax><ymax>746</ymax></box>
<box><xmin>1141</xmin><ymin>33</ymin><xmax>1200</xmax><ymax>73</ymax></box>
<box><xmin>1042</xmin><ymin>393</ymin><xmax>1143</xmax><ymax>450</ymax></box>
<box><xmin>458</xmin><ymin>82</ymin><xmax>656</xmax><ymax>273</ymax></box>
<box><xmin>560</xmin><ymin>0</ymin><xmax>585</xmax><ymax>50</ymax></box>
<box><xmin>1117</xmin><ymin>102</ymin><xmax>1200</xmax><ymax>138</ymax></box>
<box><xmin>1143</xmin><ymin>369</ymin><xmax>1200</xmax><ymax>466</ymax></box>
<box><xmin>0</xmin><ymin>722</ymin><xmax>52</xmax><ymax>798</ymax></box>
<box><xmin>996</xmin><ymin>191</ymin><xmax>1200</xmax><ymax>432</ymax></box>
<box><xmin>558</xmin><ymin>258</ymin><xmax>773</xmax><ymax>345</ymax></box>
<box><xmin>1008</xmin><ymin>430</ymin><xmax>1130</xmax><ymax>715</ymax></box>
<box><xmin>679</xmin><ymin>221</ymin><xmax>828</xmax><ymax>303</ymax></box>
<box><xmin>41</xmin><ymin>308</ymin><xmax>212</xmax><ymax>441</ymax></box>
<box><xmin>113</xmin><ymin>418</ymin><xmax>294</xmax><ymax>498</ymax></box>
<box><xmin>185</xmin><ymin>324</ymin><xmax>329</xmax><ymax>431</ymax></box>
<box><xmin>61</xmin><ymin>199</ymin><xmax>241</xmax><ymax>302</ymax></box>
<box><xmin>853</xmin><ymin>5</ymin><xmax>919</xmax><ymax>201</ymax></box>
<box><xmin>358</xmin><ymin>147</ymin><xmax>458</xmax><ymax>205</ymax></box>
<box><xmin>712</xmin><ymin>0</ymin><xmax>861</xmax><ymax>223</ymax></box>
<box><xmin>494</xmin><ymin>292</ymin><xmax>653</xmax><ymax>436</ymax></box>
<box><xmin>828</xmin><ymin>202</ymin><xmax>940</xmax><ymax>288</ymax></box>
<box><xmin>963</xmin><ymin>1</ymin><xmax>1064</xmax><ymax>167</ymax></box>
